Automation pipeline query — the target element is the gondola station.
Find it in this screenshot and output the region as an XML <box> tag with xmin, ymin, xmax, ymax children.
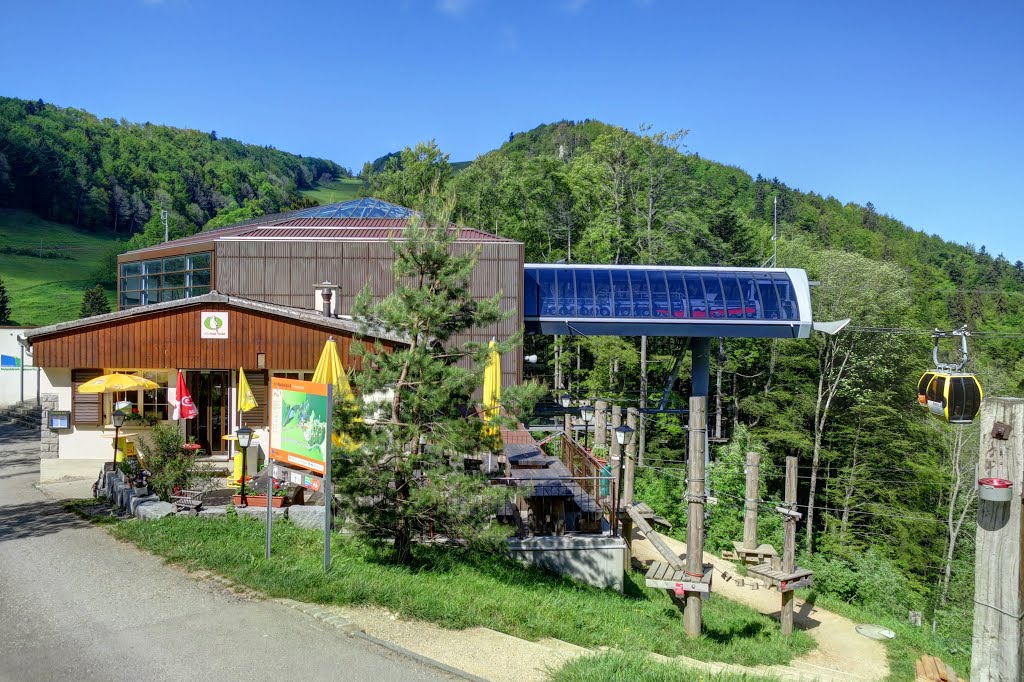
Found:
<box><xmin>19</xmin><ymin>197</ymin><xmax>849</xmax><ymax>637</ymax></box>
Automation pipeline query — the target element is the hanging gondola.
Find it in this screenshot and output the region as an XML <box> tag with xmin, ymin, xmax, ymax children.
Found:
<box><xmin>922</xmin><ymin>327</ymin><xmax>983</xmax><ymax>425</ymax></box>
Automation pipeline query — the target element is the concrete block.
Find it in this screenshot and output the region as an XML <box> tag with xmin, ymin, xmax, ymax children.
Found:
<box><xmin>236</xmin><ymin>505</ymin><xmax>288</xmax><ymax>522</ymax></box>
<box><xmin>136</xmin><ymin>501</ymin><xmax>175</xmax><ymax>520</ymax></box>
<box><xmin>507</xmin><ymin>535</ymin><xmax>627</xmax><ymax>592</ymax></box>
<box><xmin>198</xmin><ymin>506</ymin><xmax>228</xmax><ymax>517</ymax></box>
<box><xmin>287</xmin><ymin>505</ymin><xmax>326</xmax><ymax>530</ymax></box>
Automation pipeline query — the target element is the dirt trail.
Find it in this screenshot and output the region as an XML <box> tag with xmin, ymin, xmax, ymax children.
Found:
<box><xmin>630</xmin><ymin>528</ymin><xmax>889</xmax><ymax>681</ymax></box>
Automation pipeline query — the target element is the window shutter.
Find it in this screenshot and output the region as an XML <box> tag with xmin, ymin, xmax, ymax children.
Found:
<box><xmin>244</xmin><ymin>370</ymin><xmax>268</xmax><ymax>428</ymax></box>
<box><xmin>72</xmin><ymin>369</ymin><xmax>103</xmax><ymax>427</ymax></box>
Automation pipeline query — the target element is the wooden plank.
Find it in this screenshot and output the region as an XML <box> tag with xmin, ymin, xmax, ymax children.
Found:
<box><xmin>645</xmin><ymin>563</ymin><xmax>659</xmax><ymax>580</ymax></box>
<box><xmin>627</xmin><ymin>505</ymin><xmax>685</xmax><ymax>570</ymax></box>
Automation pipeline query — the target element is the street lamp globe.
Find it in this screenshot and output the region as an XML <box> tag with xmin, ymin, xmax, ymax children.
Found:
<box><xmin>614</xmin><ymin>424</ymin><xmax>635</xmax><ymax>447</ymax></box>
<box><xmin>559</xmin><ymin>393</ymin><xmax>572</xmax><ymax>409</ymax></box>
<box><xmin>580</xmin><ymin>404</ymin><xmax>595</xmax><ymax>423</ymax></box>
<box><xmin>236</xmin><ymin>426</ymin><xmax>254</xmax><ymax>448</ymax></box>
<box><xmin>111</xmin><ymin>409</ymin><xmax>127</xmax><ymax>429</ymax></box>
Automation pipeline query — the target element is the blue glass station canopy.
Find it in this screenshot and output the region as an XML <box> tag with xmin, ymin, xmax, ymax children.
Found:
<box><xmin>291</xmin><ymin>197</ymin><xmax>416</xmax><ymax>220</ymax></box>
<box><xmin>523</xmin><ymin>264</ymin><xmax>813</xmax><ymax>339</ymax></box>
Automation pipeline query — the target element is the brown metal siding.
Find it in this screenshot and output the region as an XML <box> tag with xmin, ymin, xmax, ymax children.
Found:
<box><xmin>211</xmin><ymin>238</ymin><xmax>524</xmax><ymax>384</ymax></box>
<box><xmin>32</xmin><ymin>306</ymin><xmax>392</xmax><ymax>371</ymax></box>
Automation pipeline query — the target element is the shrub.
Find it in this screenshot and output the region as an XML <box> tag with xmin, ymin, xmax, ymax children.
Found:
<box><xmin>135</xmin><ymin>423</ymin><xmax>203</xmax><ymax>501</ymax></box>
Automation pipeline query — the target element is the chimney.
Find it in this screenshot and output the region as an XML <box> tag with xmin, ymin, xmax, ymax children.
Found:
<box><xmin>314</xmin><ymin>281</ymin><xmax>339</xmax><ymax>317</ymax></box>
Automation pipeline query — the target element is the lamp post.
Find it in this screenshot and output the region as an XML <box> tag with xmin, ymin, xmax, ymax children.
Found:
<box><xmin>580</xmin><ymin>403</ymin><xmax>595</xmax><ymax>449</ymax></box>
<box><xmin>236</xmin><ymin>426</ymin><xmax>254</xmax><ymax>504</ymax></box>
<box><xmin>611</xmin><ymin>423</ymin><xmax>635</xmax><ymax>535</ymax></box>
<box><xmin>111</xmin><ymin>409</ymin><xmax>126</xmax><ymax>472</ymax></box>
<box><xmin>560</xmin><ymin>393</ymin><xmax>572</xmax><ymax>439</ymax></box>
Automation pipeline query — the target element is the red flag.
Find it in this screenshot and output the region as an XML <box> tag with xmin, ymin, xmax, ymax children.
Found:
<box><xmin>176</xmin><ymin>370</ymin><xmax>198</xmax><ymax>420</ymax></box>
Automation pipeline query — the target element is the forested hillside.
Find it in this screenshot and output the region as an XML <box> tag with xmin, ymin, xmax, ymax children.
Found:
<box><xmin>364</xmin><ymin>122</ymin><xmax>1024</xmax><ymax>670</ymax></box>
<box><xmin>0</xmin><ymin>96</ymin><xmax>348</xmax><ymax>250</ymax></box>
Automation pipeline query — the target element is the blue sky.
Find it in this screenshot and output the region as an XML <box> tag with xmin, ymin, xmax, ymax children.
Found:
<box><xmin>3</xmin><ymin>1</ymin><xmax>1022</xmax><ymax>261</ymax></box>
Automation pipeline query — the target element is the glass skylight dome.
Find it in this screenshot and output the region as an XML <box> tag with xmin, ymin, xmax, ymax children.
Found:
<box><xmin>291</xmin><ymin>197</ymin><xmax>415</xmax><ymax>220</ymax></box>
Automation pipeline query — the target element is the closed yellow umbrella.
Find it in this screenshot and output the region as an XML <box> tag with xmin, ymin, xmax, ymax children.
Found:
<box><xmin>482</xmin><ymin>339</ymin><xmax>501</xmax><ymax>443</ymax></box>
<box><xmin>77</xmin><ymin>373</ymin><xmax>160</xmax><ymax>393</ymax></box>
<box><xmin>313</xmin><ymin>336</ymin><xmax>357</xmax><ymax>447</ymax></box>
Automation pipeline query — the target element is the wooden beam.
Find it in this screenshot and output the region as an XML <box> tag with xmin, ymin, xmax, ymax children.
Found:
<box><xmin>972</xmin><ymin>398</ymin><xmax>1024</xmax><ymax>681</ymax></box>
<box><xmin>623</xmin><ymin>408</ymin><xmax>639</xmax><ymax>506</ymax></box>
<box><xmin>685</xmin><ymin>396</ymin><xmax>707</xmax><ymax>637</ymax></box>
<box><xmin>594</xmin><ymin>399</ymin><xmax>608</xmax><ymax>449</ymax></box>
<box><xmin>781</xmin><ymin>454</ymin><xmax>797</xmax><ymax>635</ymax></box>
<box><xmin>743</xmin><ymin>451</ymin><xmax>760</xmax><ymax>550</ymax></box>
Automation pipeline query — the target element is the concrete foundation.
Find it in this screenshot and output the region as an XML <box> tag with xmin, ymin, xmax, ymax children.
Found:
<box><xmin>507</xmin><ymin>534</ymin><xmax>627</xmax><ymax>592</ymax></box>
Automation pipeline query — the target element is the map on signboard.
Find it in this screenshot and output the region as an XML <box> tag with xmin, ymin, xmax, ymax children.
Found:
<box><xmin>269</xmin><ymin>377</ymin><xmax>330</xmax><ymax>474</ymax></box>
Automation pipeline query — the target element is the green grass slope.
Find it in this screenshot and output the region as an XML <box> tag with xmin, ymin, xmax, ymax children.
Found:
<box><xmin>0</xmin><ymin>209</ymin><xmax>119</xmax><ymax>326</ymax></box>
<box><xmin>300</xmin><ymin>177</ymin><xmax>362</xmax><ymax>205</ymax></box>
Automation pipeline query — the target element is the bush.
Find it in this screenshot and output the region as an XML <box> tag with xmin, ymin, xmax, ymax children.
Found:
<box><xmin>135</xmin><ymin>423</ymin><xmax>203</xmax><ymax>501</ymax></box>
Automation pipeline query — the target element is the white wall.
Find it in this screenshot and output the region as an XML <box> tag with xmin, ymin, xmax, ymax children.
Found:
<box><xmin>0</xmin><ymin>328</ymin><xmax>38</xmax><ymax>407</ymax></box>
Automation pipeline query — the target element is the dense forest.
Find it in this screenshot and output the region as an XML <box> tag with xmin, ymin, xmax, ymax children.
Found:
<box><xmin>2</xmin><ymin>97</ymin><xmax>1019</xmax><ymax>664</ymax></box>
<box><xmin>0</xmin><ymin>96</ymin><xmax>348</xmax><ymax>250</ymax></box>
<box><xmin>363</xmin><ymin>122</ymin><xmax>1024</xmax><ymax>660</ymax></box>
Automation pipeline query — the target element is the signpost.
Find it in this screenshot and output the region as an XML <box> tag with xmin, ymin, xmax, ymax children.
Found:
<box><xmin>268</xmin><ymin>377</ymin><xmax>334</xmax><ymax>571</ymax></box>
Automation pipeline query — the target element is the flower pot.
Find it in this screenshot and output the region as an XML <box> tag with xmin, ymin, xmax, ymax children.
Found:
<box><xmin>979</xmin><ymin>477</ymin><xmax>1014</xmax><ymax>502</ymax></box>
<box><xmin>232</xmin><ymin>494</ymin><xmax>287</xmax><ymax>508</ymax></box>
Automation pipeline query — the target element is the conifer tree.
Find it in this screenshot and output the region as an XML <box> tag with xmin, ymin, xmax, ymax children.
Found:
<box><xmin>333</xmin><ymin>187</ymin><xmax>541</xmax><ymax>564</ymax></box>
<box><xmin>0</xmin><ymin>276</ymin><xmax>10</xmax><ymax>324</ymax></box>
<box><xmin>80</xmin><ymin>284</ymin><xmax>111</xmax><ymax>318</ymax></box>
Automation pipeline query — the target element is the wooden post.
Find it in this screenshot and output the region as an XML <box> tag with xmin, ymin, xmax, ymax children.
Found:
<box><xmin>685</xmin><ymin>396</ymin><xmax>707</xmax><ymax>637</ymax></box>
<box><xmin>564</xmin><ymin>411</ymin><xmax>572</xmax><ymax>439</ymax></box>
<box><xmin>623</xmin><ymin>408</ymin><xmax>639</xmax><ymax>506</ymax></box>
<box><xmin>609</xmin><ymin>405</ymin><xmax>622</xmax><ymax>534</ymax></box>
<box><xmin>972</xmin><ymin>398</ymin><xmax>1024</xmax><ymax>681</ymax></box>
<box><xmin>781</xmin><ymin>454</ymin><xmax>798</xmax><ymax>635</ymax></box>
<box><xmin>595</xmin><ymin>399</ymin><xmax>608</xmax><ymax>449</ymax></box>
<box><xmin>639</xmin><ymin>336</ymin><xmax>648</xmax><ymax>467</ymax></box>
<box><xmin>743</xmin><ymin>451</ymin><xmax>760</xmax><ymax>550</ymax></box>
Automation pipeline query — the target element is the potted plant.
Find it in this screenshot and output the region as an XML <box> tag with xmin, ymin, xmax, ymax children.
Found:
<box><xmin>232</xmin><ymin>478</ymin><xmax>291</xmax><ymax>507</ymax></box>
<box><xmin>134</xmin><ymin>469</ymin><xmax>151</xmax><ymax>497</ymax></box>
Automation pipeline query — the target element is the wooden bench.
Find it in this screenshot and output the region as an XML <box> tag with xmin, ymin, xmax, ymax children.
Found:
<box><xmin>170</xmin><ymin>489</ymin><xmax>203</xmax><ymax>514</ymax></box>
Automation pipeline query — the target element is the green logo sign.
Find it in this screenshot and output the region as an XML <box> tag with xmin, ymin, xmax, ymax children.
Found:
<box><xmin>204</xmin><ymin>315</ymin><xmax>224</xmax><ymax>331</ymax></box>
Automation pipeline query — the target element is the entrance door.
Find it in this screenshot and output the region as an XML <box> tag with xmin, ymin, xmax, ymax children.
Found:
<box><xmin>185</xmin><ymin>371</ymin><xmax>230</xmax><ymax>456</ymax></box>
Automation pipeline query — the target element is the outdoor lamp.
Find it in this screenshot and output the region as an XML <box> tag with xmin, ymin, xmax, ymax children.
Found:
<box><xmin>560</xmin><ymin>393</ymin><xmax>572</xmax><ymax>409</ymax></box>
<box><xmin>524</xmin><ymin>354</ymin><xmax>538</xmax><ymax>364</ymax></box>
<box><xmin>580</xmin><ymin>404</ymin><xmax>595</xmax><ymax>423</ymax></box>
<box><xmin>236</xmin><ymin>426</ymin><xmax>254</xmax><ymax>448</ymax></box>
<box><xmin>614</xmin><ymin>423</ymin><xmax>635</xmax><ymax>447</ymax></box>
<box><xmin>111</xmin><ymin>409</ymin><xmax>127</xmax><ymax>429</ymax></box>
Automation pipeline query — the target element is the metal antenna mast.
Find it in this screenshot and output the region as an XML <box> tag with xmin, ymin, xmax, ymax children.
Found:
<box><xmin>772</xmin><ymin>195</ymin><xmax>778</xmax><ymax>267</ymax></box>
<box><xmin>161</xmin><ymin>209</ymin><xmax>169</xmax><ymax>243</ymax></box>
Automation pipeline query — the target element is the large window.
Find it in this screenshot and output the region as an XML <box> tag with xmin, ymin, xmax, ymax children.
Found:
<box><xmin>111</xmin><ymin>370</ymin><xmax>170</xmax><ymax>422</ymax></box>
<box><xmin>120</xmin><ymin>253</ymin><xmax>212</xmax><ymax>309</ymax></box>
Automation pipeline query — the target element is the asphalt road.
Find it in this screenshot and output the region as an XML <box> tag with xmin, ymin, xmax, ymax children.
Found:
<box><xmin>0</xmin><ymin>421</ymin><xmax>455</xmax><ymax>682</ymax></box>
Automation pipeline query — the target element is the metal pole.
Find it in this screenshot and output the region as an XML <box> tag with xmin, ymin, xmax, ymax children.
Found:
<box><xmin>265</xmin><ymin>462</ymin><xmax>273</xmax><ymax>559</ymax></box>
<box><xmin>781</xmin><ymin>454</ymin><xmax>797</xmax><ymax>635</ymax></box>
<box><xmin>623</xmin><ymin>408</ymin><xmax>638</xmax><ymax>506</ymax></box>
<box><xmin>19</xmin><ymin>343</ymin><xmax>24</xmax><ymax>403</ymax></box>
<box><xmin>112</xmin><ymin>424</ymin><xmax>120</xmax><ymax>471</ymax></box>
<box><xmin>639</xmin><ymin>335</ymin><xmax>648</xmax><ymax>467</ymax></box>
<box><xmin>685</xmin><ymin>396</ymin><xmax>707</xmax><ymax>637</ymax></box>
<box><xmin>324</xmin><ymin>384</ymin><xmax>333</xmax><ymax>572</ymax></box>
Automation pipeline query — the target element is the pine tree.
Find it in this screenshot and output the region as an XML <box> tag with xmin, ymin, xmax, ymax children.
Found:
<box><xmin>0</xmin><ymin>276</ymin><xmax>10</xmax><ymax>324</ymax></box>
<box><xmin>333</xmin><ymin>187</ymin><xmax>541</xmax><ymax>564</ymax></box>
<box><xmin>80</xmin><ymin>284</ymin><xmax>111</xmax><ymax>318</ymax></box>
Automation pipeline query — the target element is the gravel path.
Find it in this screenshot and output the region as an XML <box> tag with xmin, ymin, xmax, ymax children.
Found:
<box><xmin>0</xmin><ymin>421</ymin><xmax>458</xmax><ymax>682</ymax></box>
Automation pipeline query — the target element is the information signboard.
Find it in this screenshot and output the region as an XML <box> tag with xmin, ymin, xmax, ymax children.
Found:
<box><xmin>269</xmin><ymin>377</ymin><xmax>330</xmax><ymax>475</ymax></box>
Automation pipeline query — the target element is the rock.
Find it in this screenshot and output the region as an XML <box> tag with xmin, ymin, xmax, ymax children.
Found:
<box><xmin>198</xmin><ymin>506</ymin><xmax>228</xmax><ymax>517</ymax></box>
<box><xmin>129</xmin><ymin>494</ymin><xmax>160</xmax><ymax>515</ymax></box>
<box><xmin>136</xmin><ymin>501</ymin><xmax>175</xmax><ymax>520</ymax></box>
<box><xmin>287</xmin><ymin>505</ymin><xmax>325</xmax><ymax>530</ymax></box>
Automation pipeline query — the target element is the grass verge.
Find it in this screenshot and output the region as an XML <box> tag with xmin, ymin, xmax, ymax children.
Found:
<box><xmin>549</xmin><ymin>651</ymin><xmax>780</xmax><ymax>682</ymax></box>
<box><xmin>107</xmin><ymin>514</ymin><xmax>813</xmax><ymax>666</ymax></box>
<box><xmin>798</xmin><ymin>590</ymin><xmax>968</xmax><ymax>682</ymax></box>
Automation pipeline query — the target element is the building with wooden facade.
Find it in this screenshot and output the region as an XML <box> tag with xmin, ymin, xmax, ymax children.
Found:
<box><xmin>22</xmin><ymin>198</ymin><xmax>524</xmax><ymax>481</ymax></box>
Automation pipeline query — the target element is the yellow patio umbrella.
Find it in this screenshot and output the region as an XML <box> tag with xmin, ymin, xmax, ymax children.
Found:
<box><xmin>77</xmin><ymin>373</ymin><xmax>160</xmax><ymax>393</ymax></box>
<box><xmin>482</xmin><ymin>339</ymin><xmax>501</xmax><ymax>443</ymax></box>
<box><xmin>312</xmin><ymin>336</ymin><xmax>358</xmax><ymax>447</ymax></box>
